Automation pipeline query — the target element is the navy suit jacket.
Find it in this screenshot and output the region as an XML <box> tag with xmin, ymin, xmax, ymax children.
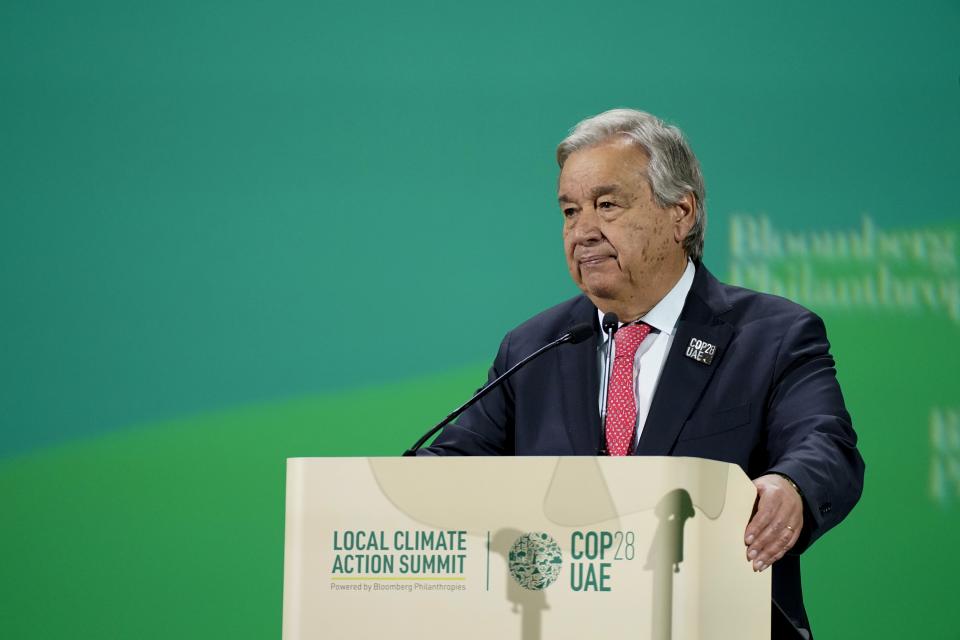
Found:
<box><xmin>421</xmin><ymin>264</ymin><xmax>864</xmax><ymax>635</ymax></box>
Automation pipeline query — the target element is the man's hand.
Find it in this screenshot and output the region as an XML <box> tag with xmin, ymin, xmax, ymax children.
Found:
<box><xmin>744</xmin><ymin>474</ymin><xmax>803</xmax><ymax>572</ymax></box>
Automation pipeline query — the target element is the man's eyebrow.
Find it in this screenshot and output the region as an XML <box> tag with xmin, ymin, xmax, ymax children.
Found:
<box><xmin>557</xmin><ymin>185</ymin><xmax>623</xmax><ymax>204</ymax></box>
<box><xmin>590</xmin><ymin>185</ymin><xmax>623</xmax><ymax>199</ymax></box>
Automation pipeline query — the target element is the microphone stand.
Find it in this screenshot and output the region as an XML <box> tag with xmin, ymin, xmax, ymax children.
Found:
<box><xmin>403</xmin><ymin>323</ymin><xmax>593</xmax><ymax>456</ymax></box>
<box><xmin>597</xmin><ymin>313</ymin><xmax>619</xmax><ymax>456</ymax></box>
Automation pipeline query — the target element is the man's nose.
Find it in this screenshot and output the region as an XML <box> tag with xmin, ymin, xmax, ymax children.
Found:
<box><xmin>571</xmin><ymin>206</ymin><xmax>603</xmax><ymax>245</ymax></box>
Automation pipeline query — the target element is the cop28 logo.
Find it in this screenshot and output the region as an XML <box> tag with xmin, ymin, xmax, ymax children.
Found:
<box><xmin>685</xmin><ymin>337</ymin><xmax>716</xmax><ymax>365</ymax></box>
<box><xmin>508</xmin><ymin>532</ymin><xmax>563</xmax><ymax>590</ymax></box>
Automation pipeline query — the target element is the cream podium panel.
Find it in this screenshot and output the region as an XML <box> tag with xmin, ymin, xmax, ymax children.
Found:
<box><xmin>282</xmin><ymin>456</ymin><xmax>770</xmax><ymax>640</ymax></box>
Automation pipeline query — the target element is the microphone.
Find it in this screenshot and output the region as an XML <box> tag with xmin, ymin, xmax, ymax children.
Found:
<box><xmin>598</xmin><ymin>312</ymin><xmax>619</xmax><ymax>456</ymax></box>
<box><xmin>601</xmin><ymin>312</ymin><xmax>619</xmax><ymax>335</ymax></box>
<box><xmin>402</xmin><ymin>322</ymin><xmax>594</xmax><ymax>456</ymax></box>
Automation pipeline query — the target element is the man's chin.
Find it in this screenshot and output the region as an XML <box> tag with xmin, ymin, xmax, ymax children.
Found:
<box><xmin>579</xmin><ymin>278</ymin><xmax>622</xmax><ymax>304</ymax></box>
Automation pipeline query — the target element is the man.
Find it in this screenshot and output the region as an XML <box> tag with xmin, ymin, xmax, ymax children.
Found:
<box><xmin>419</xmin><ymin>109</ymin><xmax>864</xmax><ymax>638</ymax></box>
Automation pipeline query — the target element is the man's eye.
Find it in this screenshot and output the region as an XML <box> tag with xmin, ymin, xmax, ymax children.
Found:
<box><xmin>598</xmin><ymin>201</ymin><xmax>617</xmax><ymax>209</ymax></box>
<box><xmin>562</xmin><ymin>207</ymin><xmax>577</xmax><ymax>217</ymax></box>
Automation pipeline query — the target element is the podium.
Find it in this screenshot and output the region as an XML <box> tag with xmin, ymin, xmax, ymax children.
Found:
<box><xmin>282</xmin><ymin>456</ymin><xmax>770</xmax><ymax>639</ymax></box>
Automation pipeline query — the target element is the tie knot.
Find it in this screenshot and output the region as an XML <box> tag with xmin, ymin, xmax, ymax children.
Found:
<box><xmin>614</xmin><ymin>323</ymin><xmax>651</xmax><ymax>360</ymax></box>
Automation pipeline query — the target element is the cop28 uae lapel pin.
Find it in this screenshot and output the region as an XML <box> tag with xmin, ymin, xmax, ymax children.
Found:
<box><xmin>685</xmin><ymin>338</ymin><xmax>716</xmax><ymax>365</ymax></box>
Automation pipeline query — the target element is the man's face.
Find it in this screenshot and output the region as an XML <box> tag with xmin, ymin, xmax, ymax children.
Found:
<box><xmin>558</xmin><ymin>137</ymin><xmax>690</xmax><ymax>317</ymax></box>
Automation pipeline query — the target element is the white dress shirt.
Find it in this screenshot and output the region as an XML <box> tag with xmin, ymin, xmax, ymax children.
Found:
<box><xmin>597</xmin><ymin>260</ymin><xmax>695</xmax><ymax>447</ymax></box>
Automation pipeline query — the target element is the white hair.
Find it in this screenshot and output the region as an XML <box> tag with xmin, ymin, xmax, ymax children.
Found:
<box><xmin>556</xmin><ymin>108</ymin><xmax>706</xmax><ymax>261</ymax></box>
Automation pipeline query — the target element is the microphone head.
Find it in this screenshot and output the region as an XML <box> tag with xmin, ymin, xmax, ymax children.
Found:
<box><xmin>601</xmin><ymin>312</ymin><xmax>619</xmax><ymax>335</ymax></box>
<box><xmin>563</xmin><ymin>323</ymin><xmax>594</xmax><ymax>344</ymax></box>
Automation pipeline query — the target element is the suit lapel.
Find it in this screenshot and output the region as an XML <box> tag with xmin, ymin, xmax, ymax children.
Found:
<box><xmin>634</xmin><ymin>321</ymin><xmax>733</xmax><ymax>454</ymax></box>
<box><xmin>635</xmin><ymin>265</ymin><xmax>734</xmax><ymax>455</ymax></box>
<box><xmin>559</xmin><ymin>298</ymin><xmax>603</xmax><ymax>455</ymax></box>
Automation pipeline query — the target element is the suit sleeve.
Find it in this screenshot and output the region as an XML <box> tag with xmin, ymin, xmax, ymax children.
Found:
<box><xmin>415</xmin><ymin>331</ymin><xmax>516</xmax><ymax>456</ymax></box>
<box><xmin>763</xmin><ymin>309</ymin><xmax>865</xmax><ymax>553</ymax></box>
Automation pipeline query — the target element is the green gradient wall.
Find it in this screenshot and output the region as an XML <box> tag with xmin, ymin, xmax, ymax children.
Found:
<box><xmin>2</xmin><ymin>1</ymin><xmax>958</xmax><ymax>637</ymax></box>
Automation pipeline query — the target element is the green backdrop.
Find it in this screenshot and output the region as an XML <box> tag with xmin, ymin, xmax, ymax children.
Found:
<box><xmin>2</xmin><ymin>1</ymin><xmax>958</xmax><ymax>637</ymax></box>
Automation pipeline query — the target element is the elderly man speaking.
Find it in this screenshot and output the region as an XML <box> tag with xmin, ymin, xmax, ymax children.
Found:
<box><xmin>417</xmin><ymin>109</ymin><xmax>864</xmax><ymax>638</ymax></box>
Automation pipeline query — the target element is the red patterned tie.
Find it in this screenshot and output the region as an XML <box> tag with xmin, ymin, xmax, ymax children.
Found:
<box><xmin>605</xmin><ymin>323</ymin><xmax>652</xmax><ymax>456</ymax></box>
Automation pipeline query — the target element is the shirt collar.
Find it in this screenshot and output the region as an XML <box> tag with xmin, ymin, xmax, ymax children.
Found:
<box><xmin>597</xmin><ymin>259</ymin><xmax>695</xmax><ymax>341</ymax></box>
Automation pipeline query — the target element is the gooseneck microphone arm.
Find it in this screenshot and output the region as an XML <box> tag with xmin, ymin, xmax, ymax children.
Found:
<box><xmin>597</xmin><ymin>312</ymin><xmax>619</xmax><ymax>456</ymax></box>
<box><xmin>402</xmin><ymin>323</ymin><xmax>594</xmax><ymax>456</ymax></box>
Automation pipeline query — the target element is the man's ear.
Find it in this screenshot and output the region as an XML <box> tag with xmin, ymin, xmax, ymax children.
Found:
<box><xmin>672</xmin><ymin>192</ymin><xmax>697</xmax><ymax>244</ymax></box>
